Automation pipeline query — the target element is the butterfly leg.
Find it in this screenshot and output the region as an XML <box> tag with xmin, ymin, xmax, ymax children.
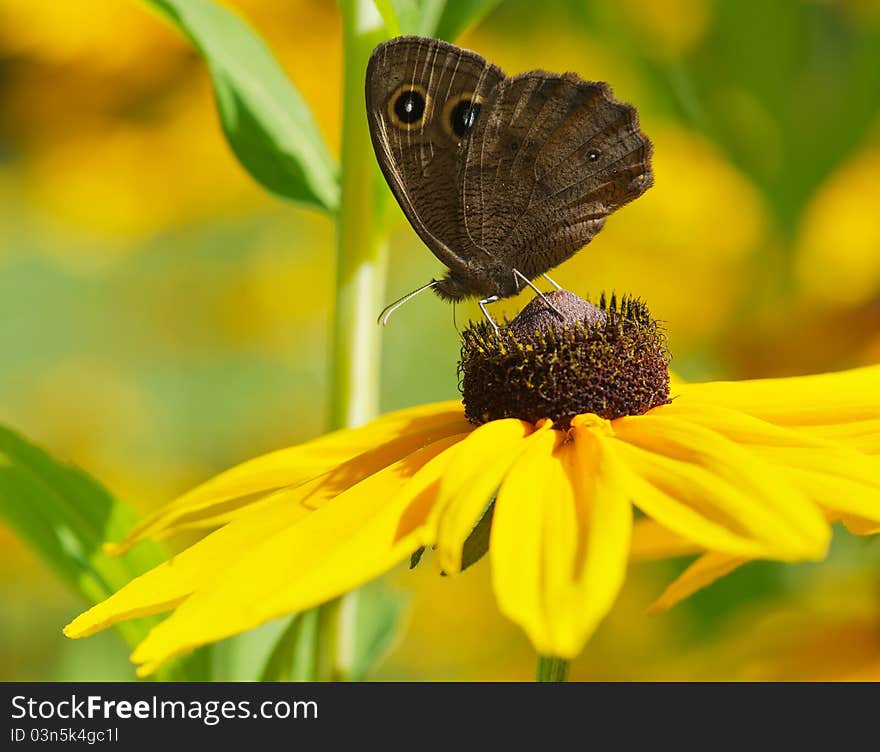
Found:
<box><xmin>478</xmin><ymin>296</ymin><xmax>501</xmax><ymax>335</ymax></box>
<box><xmin>512</xmin><ymin>269</ymin><xmax>564</xmax><ymax>319</ymax></box>
<box><xmin>542</xmin><ymin>273</ymin><xmax>563</xmax><ymax>291</ymax></box>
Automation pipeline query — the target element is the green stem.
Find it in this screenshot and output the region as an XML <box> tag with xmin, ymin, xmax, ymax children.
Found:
<box><xmin>330</xmin><ymin>0</ymin><xmax>388</xmax><ymax>429</ymax></box>
<box><xmin>312</xmin><ymin>0</ymin><xmax>388</xmax><ymax>681</ymax></box>
<box><xmin>536</xmin><ymin>656</ymin><xmax>570</xmax><ymax>682</ymax></box>
<box><xmin>314</xmin><ymin>599</ymin><xmax>340</xmax><ymax>680</ymax></box>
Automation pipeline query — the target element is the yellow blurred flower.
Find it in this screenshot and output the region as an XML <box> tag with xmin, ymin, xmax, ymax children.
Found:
<box><xmin>63</xmin><ymin>358</ymin><xmax>879</xmax><ymax>675</ymax></box>
<box><xmin>795</xmin><ymin>146</ymin><xmax>880</xmax><ymax>307</ymax></box>
<box><xmin>554</xmin><ymin>126</ymin><xmax>767</xmax><ymax>345</ymax></box>
<box><xmin>618</xmin><ymin>0</ymin><xmax>712</xmax><ymax>59</ymax></box>
<box><xmin>0</xmin><ymin>0</ymin><xmax>184</xmax><ymax>70</ymax></box>
<box><xmin>467</xmin><ymin>22</ymin><xmax>641</xmax><ymax>100</ymax></box>
<box><xmin>642</xmin><ymin>564</ymin><xmax>880</xmax><ymax>681</ymax></box>
<box><xmin>1</xmin><ymin>0</ymin><xmax>341</xmax><ymax>260</ymax></box>
<box><xmin>22</xmin><ymin>84</ymin><xmax>270</xmax><ymax>262</ymax></box>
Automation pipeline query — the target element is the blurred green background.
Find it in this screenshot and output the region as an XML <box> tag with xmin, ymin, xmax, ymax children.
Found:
<box><xmin>1</xmin><ymin>0</ymin><xmax>879</xmax><ymax>680</ymax></box>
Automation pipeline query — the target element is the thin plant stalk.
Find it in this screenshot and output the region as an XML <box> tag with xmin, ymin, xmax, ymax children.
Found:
<box><xmin>536</xmin><ymin>656</ymin><xmax>570</xmax><ymax>682</ymax></box>
<box><xmin>330</xmin><ymin>0</ymin><xmax>389</xmax><ymax>429</ymax></box>
<box><xmin>312</xmin><ymin>0</ymin><xmax>389</xmax><ymax>681</ymax></box>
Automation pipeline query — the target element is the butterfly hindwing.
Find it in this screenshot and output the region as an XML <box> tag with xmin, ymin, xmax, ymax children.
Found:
<box><xmin>462</xmin><ymin>72</ymin><xmax>653</xmax><ymax>287</ymax></box>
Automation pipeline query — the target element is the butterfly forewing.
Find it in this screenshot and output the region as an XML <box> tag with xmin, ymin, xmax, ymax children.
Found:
<box><xmin>365</xmin><ymin>37</ymin><xmax>503</xmax><ymax>280</ymax></box>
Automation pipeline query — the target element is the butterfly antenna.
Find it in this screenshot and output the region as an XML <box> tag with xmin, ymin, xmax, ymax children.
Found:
<box><xmin>378</xmin><ymin>280</ymin><xmax>438</xmax><ymax>326</ymax></box>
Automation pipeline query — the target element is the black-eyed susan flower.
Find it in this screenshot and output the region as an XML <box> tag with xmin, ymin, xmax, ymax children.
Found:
<box><xmin>64</xmin><ymin>291</ymin><xmax>880</xmax><ymax>678</ymax></box>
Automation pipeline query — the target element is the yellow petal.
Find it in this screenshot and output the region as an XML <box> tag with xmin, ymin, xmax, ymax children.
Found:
<box><xmin>433</xmin><ymin>418</ymin><xmax>549</xmax><ymax>573</ymax></box>
<box><xmin>629</xmin><ymin>518</ymin><xmax>704</xmax><ymax>560</ymax></box>
<box><xmin>490</xmin><ymin>427</ymin><xmax>632</xmax><ymax>658</ymax></box>
<box><xmin>565</xmin><ymin>426</ymin><xmax>633</xmax><ymax>649</ymax></box>
<box><xmin>675</xmin><ymin>365</ymin><xmax>880</xmax><ymax>426</ymax></box>
<box><xmin>66</xmin><ymin>491</ymin><xmax>307</xmax><ymax>638</ymax></box>
<box><xmin>128</xmin><ymin>433</ymin><xmax>467</xmax><ymax>675</ymax></box>
<box><xmin>114</xmin><ymin>402</ymin><xmax>469</xmax><ymax>552</ymax></box>
<box><xmin>779</xmin><ymin>467</ymin><xmax>880</xmax><ymax>523</ymax></box>
<box><xmin>489</xmin><ymin>429</ymin><xmax>567</xmax><ymax>655</ymax></box>
<box><xmin>648</xmin><ymin>552</ymin><xmax>748</xmax><ymax>612</ymax></box>
<box><xmin>611</xmin><ymin>414</ymin><xmax>830</xmax><ymax>560</ymax></box>
<box><xmin>654</xmin><ymin>401</ymin><xmax>822</xmax><ymax>447</ymax></box>
<box><xmin>658</xmin><ymin>403</ymin><xmax>880</xmax><ymax>522</ymax></box>
<box><xmin>839</xmin><ymin>514</ymin><xmax>880</xmax><ymax>536</ymax></box>
<box><xmin>65</xmin><ymin>432</ymin><xmax>467</xmax><ymax>642</ymax></box>
<box><xmin>803</xmin><ymin>420</ymin><xmax>880</xmax><ymax>455</ymax></box>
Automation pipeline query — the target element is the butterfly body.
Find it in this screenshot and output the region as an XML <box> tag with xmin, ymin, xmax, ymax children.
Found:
<box><xmin>366</xmin><ymin>36</ymin><xmax>653</xmax><ymax>303</ymax></box>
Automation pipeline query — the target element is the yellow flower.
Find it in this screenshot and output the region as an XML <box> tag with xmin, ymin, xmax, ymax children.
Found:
<box><xmin>795</xmin><ymin>146</ymin><xmax>880</xmax><ymax>307</ymax></box>
<box><xmin>63</xmin><ymin>294</ymin><xmax>880</xmax><ymax>677</ymax></box>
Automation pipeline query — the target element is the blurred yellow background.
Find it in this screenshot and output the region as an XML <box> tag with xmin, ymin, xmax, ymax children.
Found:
<box><xmin>1</xmin><ymin>0</ymin><xmax>879</xmax><ymax>680</ymax></box>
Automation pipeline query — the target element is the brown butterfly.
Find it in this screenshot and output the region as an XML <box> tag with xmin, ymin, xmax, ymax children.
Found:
<box><xmin>366</xmin><ymin>36</ymin><xmax>653</xmax><ymax>323</ymax></box>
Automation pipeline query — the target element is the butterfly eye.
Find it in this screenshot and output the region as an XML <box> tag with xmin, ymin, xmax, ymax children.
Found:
<box><xmin>450</xmin><ymin>99</ymin><xmax>481</xmax><ymax>138</ymax></box>
<box><xmin>588</xmin><ymin>149</ymin><xmax>601</xmax><ymax>162</ymax></box>
<box><xmin>391</xmin><ymin>88</ymin><xmax>426</xmax><ymax>126</ymax></box>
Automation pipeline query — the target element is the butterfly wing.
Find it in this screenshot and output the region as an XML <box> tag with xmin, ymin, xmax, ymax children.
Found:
<box><xmin>366</xmin><ymin>37</ymin><xmax>504</xmax><ymax>286</ymax></box>
<box><xmin>461</xmin><ymin>71</ymin><xmax>654</xmax><ymax>294</ymax></box>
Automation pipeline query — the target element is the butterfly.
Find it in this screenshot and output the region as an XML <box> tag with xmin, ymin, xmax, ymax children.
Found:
<box><xmin>366</xmin><ymin>36</ymin><xmax>653</xmax><ymax>322</ymax></box>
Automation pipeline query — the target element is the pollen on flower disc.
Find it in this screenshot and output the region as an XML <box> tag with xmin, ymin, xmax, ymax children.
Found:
<box><xmin>459</xmin><ymin>290</ymin><xmax>671</xmax><ymax>428</ymax></box>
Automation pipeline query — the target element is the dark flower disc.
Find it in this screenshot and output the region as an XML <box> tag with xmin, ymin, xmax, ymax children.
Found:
<box><xmin>459</xmin><ymin>290</ymin><xmax>671</xmax><ymax>428</ymax></box>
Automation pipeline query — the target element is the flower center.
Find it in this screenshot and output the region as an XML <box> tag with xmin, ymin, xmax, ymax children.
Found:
<box><xmin>459</xmin><ymin>290</ymin><xmax>671</xmax><ymax>428</ymax></box>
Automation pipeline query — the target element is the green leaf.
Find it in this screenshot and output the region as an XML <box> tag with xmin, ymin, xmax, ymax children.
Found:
<box><xmin>390</xmin><ymin>0</ymin><xmax>503</xmax><ymax>39</ymax></box>
<box><xmin>142</xmin><ymin>0</ymin><xmax>339</xmax><ymax>212</ymax></box>
<box><xmin>257</xmin><ymin>585</ymin><xmax>407</xmax><ymax>682</ymax></box>
<box><xmin>432</xmin><ymin>0</ymin><xmax>503</xmax><ymax>41</ymax></box>
<box><xmin>258</xmin><ymin>614</ymin><xmax>308</xmax><ymax>682</ymax></box>
<box><xmin>373</xmin><ymin>0</ymin><xmax>402</xmax><ymax>37</ymax></box>
<box><xmin>461</xmin><ymin>498</ymin><xmax>494</xmax><ymax>571</ymax></box>
<box><xmin>256</xmin><ymin>611</ymin><xmax>342</xmax><ymax>682</ymax></box>
<box><xmin>390</xmin><ymin>0</ymin><xmax>442</xmax><ymax>36</ymax></box>
<box><xmin>409</xmin><ymin>546</ymin><xmax>426</xmax><ymax>569</ymax></box>
<box><xmin>0</xmin><ymin>426</ymin><xmax>163</xmax><ymax>608</ymax></box>
<box><xmin>349</xmin><ymin>583</ymin><xmax>407</xmax><ymax>681</ymax></box>
<box><xmin>572</xmin><ymin>0</ymin><xmax>880</xmax><ymax>239</ymax></box>
<box><xmin>0</xmin><ymin>424</ymin><xmax>204</xmax><ymax>679</ymax></box>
